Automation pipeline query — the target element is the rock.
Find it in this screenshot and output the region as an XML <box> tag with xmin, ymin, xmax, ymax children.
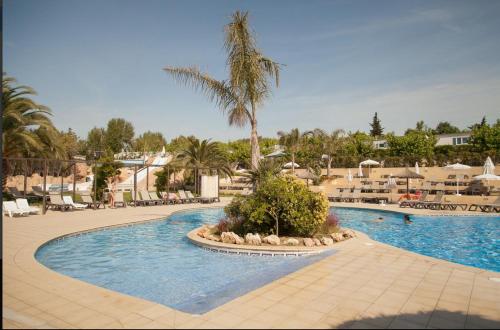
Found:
<box><xmin>197</xmin><ymin>225</ymin><xmax>209</xmax><ymax>237</ymax></box>
<box><xmin>245</xmin><ymin>233</ymin><xmax>262</xmax><ymax>245</ymax></box>
<box><xmin>263</xmin><ymin>235</ymin><xmax>280</xmax><ymax>246</ymax></box>
<box><xmin>221</xmin><ymin>232</ymin><xmax>243</xmax><ymax>244</ymax></box>
<box><xmin>320</xmin><ymin>237</ymin><xmax>334</xmax><ymax>246</ymax></box>
<box><xmin>284</xmin><ymin>238</ymin><xmax>299</xmax><ymax>246</ymax></box>
<box><xmin>330</xmin><ymin>232</ymin><xmax>344</xmax><ymax>242</ymax></box>
<box><xmin>341</xmin><ymin>229</ymin><xmax>356</xmax><ymax>238</ymax></box>
<box><xmin>207</xmin><ymin>234</ymin><xmax>221</xmax><ymax>242</ymax></box>
<box><xmin>313</xmin><ymin>238</ymin><xmax>322</xmax><ymax>246</ymax></box>
<box><xmin>303</xmin><ymin>238</ymin><xmax>315</xmax><ymax>247</ymax></box>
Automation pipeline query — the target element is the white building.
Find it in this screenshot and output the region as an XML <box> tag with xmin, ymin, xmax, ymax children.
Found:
<box><xmin>372</xmin><ymin>132</ymin><xmax>471</xmax><ymax>150</ymax></box>
<box><xmin>435</xmin><ymin>132</ymin><xmax>471</xmax><ymax>146</ymax></box>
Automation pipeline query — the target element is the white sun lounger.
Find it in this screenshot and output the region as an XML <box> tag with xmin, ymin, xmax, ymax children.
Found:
<box><xmin>63</xmin><ymin>196</ymin><xmax>87</xmax><ymax>210</ymax></box>
<box><xmin>3</xmin><ymin>201</ymin><xmax>29</xmax><ymax>218</ymax></box>
<box><xmin>15</xmin><ymin>198</ymin><xmax>40</xmax><ymax>214</ymax></box>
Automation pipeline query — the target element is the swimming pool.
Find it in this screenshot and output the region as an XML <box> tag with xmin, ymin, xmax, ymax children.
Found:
<box><xmin>36</xmin><ymin>208</ymin><xmax>333</xmax><ymax>314</ymax></box>
<box><xmin>332</xmin><ymin>207</ymin><xmax>500</xmax><ymax>272</ymax></box>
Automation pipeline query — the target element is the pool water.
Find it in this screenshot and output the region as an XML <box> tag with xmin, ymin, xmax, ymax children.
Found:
<box><xmin>332</xmin><ymin>207</ymin><xmax>500</xmax><ymax>272</ymax></box>
<box><xmin>36</xmin><ymin>208</ymin><xmax>333</xmax><ymax>314</ymax></box>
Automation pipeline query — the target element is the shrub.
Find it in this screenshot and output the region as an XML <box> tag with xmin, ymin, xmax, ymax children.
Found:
<box><xmin>224</xmin><ymin>175</ymin><xmax>329</xmax><ymax>237</ymax></box>
<box><xmin>319</xmin><ymin>214</ymin><xmax>340</xmax><ymax>234</ymax></box>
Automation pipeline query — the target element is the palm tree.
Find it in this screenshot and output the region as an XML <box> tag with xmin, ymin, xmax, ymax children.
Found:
<box><xmin>277</xmin><ymin>128</ymin><xmax>302</xmax><ymax>175</ymax></box>
<box><xmin>164</xmin><ymin>11</ymin><xmax>281</xmax><ymax>171</ymax></box>
<box><xmin>172</xmin><ymin>137</ymin><xmax>233</xmax><ymax>193</ymax></box>
<box><xmin>244</xmin><ymin>158</ymin><xmax>282</xmax><ymax>188</ymax></box>
<box><xmin>304</xmin><ymin>129</ymin><xmax>346</xmax><ymax>178</ymax></box>
<box><xmin>2</xmin><ymin>75</ymin><xmax>62</xmax><ymax>188</ymax></box>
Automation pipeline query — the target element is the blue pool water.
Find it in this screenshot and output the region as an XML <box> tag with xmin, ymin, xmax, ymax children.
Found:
<box><xmin>36</xmin><ymin>208</ymin><xmax>333</xmax><ymax>314</ymax></box>
<box><xmin>332</xmin><ymin>207</ymin><xmax>500</xmax><ymax>272</ymax></box>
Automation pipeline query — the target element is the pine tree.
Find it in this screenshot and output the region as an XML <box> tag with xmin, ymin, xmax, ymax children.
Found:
<box><xmin>369</xmin><ymin>112</ymin><xmax>384</xmax><ymax>137</ymax></box>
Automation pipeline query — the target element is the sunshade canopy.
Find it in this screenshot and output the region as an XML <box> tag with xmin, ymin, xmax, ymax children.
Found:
<box><xmin>445</xmin><ymin>163</ymin><xmax>471</xmax><ymax>170</ymax></box>
<box><xmin>359</xmin><ymin>159</ymin><xmax>380</xmax><ymax>166</ymax></box>
<box><xmin>392</xmin><ymin>168</ymin><xmax>425</xmax><ymax>179</ymax></box>
<box><xmin>473</xmin><ymin>173</ymin><xmax>500</xmax><ymax>181</ymax></box>
<box><xmin>283</xmin><ymin>162</ymin><xmax>300</xmax><ymax>169</ymax></box>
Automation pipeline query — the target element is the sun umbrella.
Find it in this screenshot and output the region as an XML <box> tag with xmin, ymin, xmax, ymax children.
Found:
<box><xmin>392</xmin><ymin>168</ymin><xmax>424</xmax><ymax>197</ymax></box>
<box><xmin>473</xmin><ymin>173</ymin><xmax>500</xmax><ymax>180</ymax></box>
<box><xmin>358</xmin><ymin>164</ymin><xmax>363</xmax><ymax>177</ymax></box>
<box><xmin>359</xmin><ymin>159</ymin><xmax>380</xmax><ymax>177</ymax></box>
<box><xmin>415</xmin><ymin>162</ymin><xmax>419</xmax><ymax>175</ymax></box>
<box><xmin>283</xmin><ymin>162</ymin><xmax>300</xmax><ymax>169</ymax></box>
<box><xmin>445</xmin><ymin>163</ymin><xmax>471</xmax><ymax>195</ymax></box>
<box><xmin>483</xmin><ymin>156</ymin><xmax>495</xmax><ymax>175</ymax></box>
<box><xmin>297</xmin><ymin>170</ymin><xmax>318</xmax><ymax>186</ymax></box>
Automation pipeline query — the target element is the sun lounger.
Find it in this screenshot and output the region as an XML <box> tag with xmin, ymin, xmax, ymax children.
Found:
<box><xmin>327</xmin><ymin>189</ymin><xmax>341</xmax><ymax>202</ymax></box>
<box><xmin>468</xmin><ymin>196</ymin><xmax>500</xmax><ymax>213</ymax></box>
<box><xmin>400</xmin><ymin>191</ymin><xmax>428</xmax><ymax>208</ymax></box>
<box><xmin>47</xmin><ymin>194</ymin><xmax>72</xmax><ymax>211</ymax></box>
<box><xmin>177</xmin><ymin>190</ymin><xmax>192</xmax><ymax>203</ymax></box>
<box><xmin>114</xmin><ymin>191</ymin><xmax>126</xmax><ymax>207</ymax></box>
<box><xmin>415</xmin><ymin>191</ymin><xmax>444</xmax><ymax>210</ymax></box>
<box><xmin>186</xmin><ymin>191</ymin><xmax>200</xmax><ymax>203</ymax></box>
<box><xmin>342</xmin><ymin>190</ymin><xmax>353</xmax><ymax>202</ymax></box>
<box><xmin>148</xmin><ymin>191</ymin><xmax>163</xmax><ymax>205</ymax></box>
<box><xmin>63</xmin><ymin>196</ymin><xmax>87</xmax><ymax>210</ymax></box>
<box><xmin>3</xmin><ymin>201</ymin><xmax>29</xmax><ymax>218</ymax></box>
<box><xmin>8</xmin><ymin>186</ymin><xmax>39</xmax><ymax>200</ymax></box>
<box><xmin>79</xmin><ymin>193</ymin><xmax>104</xmax><ymax>208</ymax></box>
<box><xmin>139</xmin><ymin>190</ymin><xmax>157</xmax><ymax>205</ymax></box>
<box><xmin>15</xmin><ymin>198</ymin><xmax>40</xmax><ymax>214</ymax></box>
<box><xmin>351</xmin><ymin>189</ymin><xmax>362</xmax><ymax>202</ymax></box>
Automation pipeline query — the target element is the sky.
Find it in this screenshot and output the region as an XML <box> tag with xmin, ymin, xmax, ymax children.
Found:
<box><xmin>4</xmin><ymin>0</ymin><xmax>500</xmax><ymax>142</ymax></box>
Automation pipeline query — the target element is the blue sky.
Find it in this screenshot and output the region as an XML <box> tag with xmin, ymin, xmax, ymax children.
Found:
<box><xmin>4</xmin><ymin>0</ymin><xmax>500</xmax><ymax>142</ymax></box>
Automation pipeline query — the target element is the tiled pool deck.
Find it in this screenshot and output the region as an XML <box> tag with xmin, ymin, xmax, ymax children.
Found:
<box><xmin>3</xmin><ymin>199</ymin><xmax>500</xmax><ymax>329</ymax></box>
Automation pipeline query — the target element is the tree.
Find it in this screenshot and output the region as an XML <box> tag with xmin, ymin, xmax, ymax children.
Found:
<box><xmin>92</xmin><ymin>155</ymin><xmax>122</xmax><ymax>200</ymax></box>
<box><xmin>244</xmin><ymin>158</ymin><xmax>282</xmax><ymax>187</ymax></box>
<box><xmin>369</xmin><ymin>112</ymin><xmax>383</xmax><ymax>137</ymax></box>
<box><xmin>304</xmin><ymin>129</ymin><xmax>346</xmax><ymax>178</ymax></box>
<box><xmin>345</xmin><ymin>131</ymin><xmax>374</xmax><ymax>157</ymax></box>
<box><xmin>105</xmin><ymin>118</ymin><xmax>134</xmax><ymax>153</ymax></box>
<box><xmin>164</xmin><ymin>11</ymin><xmax>281</xmax><ymax>170</ymax></box>
<box><xmin>469</xmin><ymin>120</ymin><xmax>500</xmax><ymax>152</ymax></box>
<box><xmin>468</xmin><ymin>116</ymin><xmax>488</xmax><ymax>130</ymax></box>
<box><xmin>59</xmin><ymin>128</ymin><xmax>80</xmax><ymax>159</ymax></box>
<box><xmin>166</xmin><ymin>135</ymin><xmax>196</xmax><ymax>154</ymax></box>
<box><xmin>433</xmin><ymin>121</ymin><xmax>461</xmax><ymax>135</ymax></box>
<box><xmin>2</xmin><ymin>75</ymin><xmax>61</xmax><ymax>159</ymax></box>
<box><xmin>86</xmin><ymin>127</ymin><xmax>107</xmax><ymax>156</ymax></box>
<box><xmin>386</xmin><ymin>131</ymin><xmax>436</xmax><ymax>162</ymax></box>
<box><xmin>277</xmin><ymin>128</ymin><xmax>302</xmax><ymax>175</ymax></box>
<box><xmin>134</xmin><ymin>131</ymin><xmax>166</xmax><ymax>152</ymax></box>
<box><xmin>172</xmin><ymin>137</ymin><xmax>233</xmax><ymax>193</ymax></box>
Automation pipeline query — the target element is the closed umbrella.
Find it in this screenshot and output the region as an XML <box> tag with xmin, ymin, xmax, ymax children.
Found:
<box><xmin>346</xmin><ymin>169</ymin><xmax>353</xmax><ymax>185</ymax></box>
<box><xmin>483</xmin><ymin>156</ymin><xmax>495</xmax><ymax>175</ymax></box>
<box><xmin>445</xmin><ymin>163</ymin><xmax>471</xmax><ymax>195</ymax></box>
<box><xmin>358</xmin><ymin>164</ymin><xmax>363</xmax><ymax>177</ymax></box>
<box><xmin>415</xmin><ymin>162</ymin><xmax>420</xmax><ymax>175</ymax></box>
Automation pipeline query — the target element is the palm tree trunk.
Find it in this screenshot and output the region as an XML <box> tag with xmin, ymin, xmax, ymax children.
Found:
<box><xmin>250</xmin><ymin>105</ymin><xmax>261</xmax><ymax>170</ymax></box>
<box><xmin>291</xmin><ymin>152</ymin><xmax>295</xmax><ymax>175</ymax></box>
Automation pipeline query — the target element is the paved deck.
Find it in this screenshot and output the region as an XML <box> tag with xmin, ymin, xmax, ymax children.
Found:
<box><xmin>3</xmin><ymin>200</ymin><xmax>500</xmax><ymax>329</ymax></box>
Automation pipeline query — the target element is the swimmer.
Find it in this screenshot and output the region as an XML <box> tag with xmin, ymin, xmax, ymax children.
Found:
<box><xmin>373</xmin><ymin>216</ymin><xmax>384</xmax><ymax>223</ymax></box>
<box><xmin>404</xmin><ymin>214</ymin><xmax>413</xmax><ymax>224</ymax></box>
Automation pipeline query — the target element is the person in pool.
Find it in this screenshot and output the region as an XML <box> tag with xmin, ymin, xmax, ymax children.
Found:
<box><xmin>373</xmin><ymin>216</ymin><xmax>384</xmax><ymax>223</ymax></box>
<box><xmin>404</xmin><ymin>214</ymin><xmax>413</xmax><ymax>224</ymax></box>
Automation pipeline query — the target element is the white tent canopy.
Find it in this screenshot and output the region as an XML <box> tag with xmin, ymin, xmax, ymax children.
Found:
<box><xmin>283</xmin><ymin>162</ymin><xmax>300</xmax><ymax>169</ymax></box>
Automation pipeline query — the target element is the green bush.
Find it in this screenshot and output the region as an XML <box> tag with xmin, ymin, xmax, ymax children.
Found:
<box><xmin>224</xmin><ymin>176</ymin><xmax>329</xmax><ymax>237</ymax></box>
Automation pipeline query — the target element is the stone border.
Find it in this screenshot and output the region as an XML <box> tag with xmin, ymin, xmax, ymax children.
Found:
<box><xmin>187</xmin><ymin>228</ymin><xmax>335</xmax><ymax>256</ymax></box>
